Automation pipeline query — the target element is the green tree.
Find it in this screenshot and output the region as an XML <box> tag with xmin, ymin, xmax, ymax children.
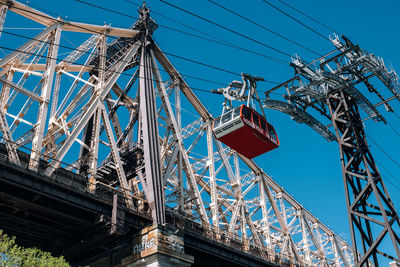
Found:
<box><xmin>0</xmin><ymin>230</ymin><xmax>70</xmax><ymax>267</ymax></box>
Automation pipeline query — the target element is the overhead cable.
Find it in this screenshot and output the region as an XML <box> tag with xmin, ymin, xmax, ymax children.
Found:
<box><xmin>386</xmin><ymin>120</ymin><xmax>400</xmax><ymax>138</ymax></box>
<box><xmin>260</xmin><ymin>0</ymin><xmax>330</xmax><ymax>42</ymax></box>
<box><xmin>207</xmin><ymin>0</ymin><xmax>322</xmax><ymax>57</ymax></box>
<box><xmin>125</xmin><ymin>0</ymin><xmax>227</xmax><ymax>44</ymax></box>
<box><xmin>158</xmin><ymin>0</ymin><xmax>294</xmax><ymax>57</ymax></box>
<box><xmin>367</xmin><ymin>134</ymin><xmax>400</xmax><ymax>170</ymax></box>
<box><xmin>74</xmin><ymin>0</ymin><xmax>288</xmax><ymax>65</ymax></box>
<box><xmin>2</xmin><ymin>1</ymin><xmax>281</xmax><ymax>86</ymax></box>
<box><xmin>276</xmin><ymin>0</ymin><xmax>338</xmax><ymax>33</ymax></box>
<box><xmin>5</xmin><ymin>0</ymin><xmax>287</xmax><ymax>67</ymax></box>
<box><xmin>374</xmin><ymin>159</ymin><xmax>400</xmax><ymax>192</ymax></box>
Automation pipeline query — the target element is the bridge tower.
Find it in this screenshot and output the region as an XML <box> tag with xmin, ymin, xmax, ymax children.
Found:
<box><xmin>0</xmin><ymin>1</ymin><xmax>356</xmax><ymax>265</ymax></box>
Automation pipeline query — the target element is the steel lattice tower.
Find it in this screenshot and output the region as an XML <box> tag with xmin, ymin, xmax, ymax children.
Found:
<box><xmin>328</xmin><ymin>89</ymin><xmax>400</xmax><ymax>265</ymax></box>
<box><xmin>265</xmin><ymin>34</ymin><xmax>400</xmax><ymax>266</ymax></box>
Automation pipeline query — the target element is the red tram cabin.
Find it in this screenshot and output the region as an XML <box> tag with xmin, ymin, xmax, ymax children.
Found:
<box><xmin>212</xmin><ymin>105</ymin><xmax>279</xmax><ymax>159</ymax></box>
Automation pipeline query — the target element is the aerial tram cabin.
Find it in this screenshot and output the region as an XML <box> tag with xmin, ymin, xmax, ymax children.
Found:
<box><xmin>212</xmin><ymin>104</ymin><xmax>279</xmax><ymax>159</ymax></box>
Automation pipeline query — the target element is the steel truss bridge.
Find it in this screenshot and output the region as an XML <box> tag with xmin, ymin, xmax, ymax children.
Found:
<box><xmin>2</xmin><ymin>1</ymin><xmax>396</xmax><ymax>266</ymax></box>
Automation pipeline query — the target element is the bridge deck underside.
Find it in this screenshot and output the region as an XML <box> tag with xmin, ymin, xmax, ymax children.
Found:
<box><xmin>0</xmin><ymin>145</ymin><xmax>152</xmax><ymax>265</ymax></box>
<box><xmin>0</xmin><ymin>152</ymin><xmax>288</xmax><ymax>266</ymax></box>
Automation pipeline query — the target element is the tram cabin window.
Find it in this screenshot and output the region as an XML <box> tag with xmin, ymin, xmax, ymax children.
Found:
<box><xmin>269</xmin><ymin>126</ymin><xmax>277</xmax><ymax>141</ymax></box>
<box><xmin>253</xmin><ymin>113</ymin><xmax>260</xmax><ymax>126</ymax></box>
<box><xmin>242</xmin><ymin>106</ymin><xmax>251</xmax><ymax>120</ymax></box>
<box><xmin>214</xmin><ymin>117</ymin><xmax>221</xmax><ymax>128</ymax></box>
<box><xmin>260</xmin><ymin>118</ymin><xmax>267</xmax><ymax>133</ymax></box>
<box><xmin>222</xmin><ymin>110</ymin><xmax>233</xmax><ymax>124</ymax></box>
<box><xmin>233</xmin><ymin>106</ymin><xmax>241</xmax><ymax>118</ymax></box>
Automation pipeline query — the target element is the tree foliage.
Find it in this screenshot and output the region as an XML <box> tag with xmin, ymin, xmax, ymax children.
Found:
<box><xmin>0</xmin><ymin>230</ymin><xmax>70</xmax><ymax>267</ymax></box>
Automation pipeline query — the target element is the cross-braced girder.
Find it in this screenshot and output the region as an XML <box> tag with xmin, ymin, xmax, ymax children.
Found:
<box><xmin>0</xmin><ymin>1</ymin><xmax>354</xmax><ymax>266</ymax></box>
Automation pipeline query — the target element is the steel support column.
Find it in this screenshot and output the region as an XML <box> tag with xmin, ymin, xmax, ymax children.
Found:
<box><xmin>139</xmin><ymin>44</ymin><xmax>165</xmax><ymax>224</ymax></box>
<box><xmin>29</xmin><ymin>24</ymin><xmax>61</xmax><ymax>170</ymax></box>
<box><xmin>206</xmin><ymin>119</ymin><xmax>219</xmax><ymax>231</ymax></box>
<box><xmin>258</xmin><ymin>177</ymin><xmax>272</xmax><ymax>250</ymax></box>
<box><xmin>0</xmin><ymin>4</ymin><xmax>7</xmax><ymax>37</ymax></box>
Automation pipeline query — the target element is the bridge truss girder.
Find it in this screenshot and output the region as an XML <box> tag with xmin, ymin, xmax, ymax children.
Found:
<box><xmin>0</xmin><ymin>1</ymin><xmax>353</xmax><ymax>265</ymax></box>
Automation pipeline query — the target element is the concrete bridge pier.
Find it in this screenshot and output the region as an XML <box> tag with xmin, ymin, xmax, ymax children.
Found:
<box><xmin>118</xmin><ymin>224</ymin><xmax>194</xmax><ymax>267</ymax></box>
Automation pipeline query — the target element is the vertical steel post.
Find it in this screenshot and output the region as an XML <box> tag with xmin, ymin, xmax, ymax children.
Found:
<box><xmin>175</xmin><ymin>83</ymin><xmax>184</xmax><ymax>212</ymax></box>
<box><xmin>0</xmin><ymin>107</ymin><xmax>19</xmax><ymax>164</ymax></box>
<box><xmin>299</xmin><ymin>211</ymin><xmax>311</xmax><ymax>265</ymax></box>
<box><xmin>0</xmin><ymin>70</ymin><xmax>19</xmax><ymax>164</ymax></box>
<box><xmin>331</xmin><ymin>235</ymin><xmax>347</xmax><ymax>267</ymax></box>
<box><xmin>86</xmin><ymin>35</ymin><xmax>107</xmax><ymax>191</ymax></box>
<box><xmin>0</xmin><ymin>4</ymin><xmax>8</xmax><ymax>38</ymax></box>
<box><xmin>207</xmin><ymin>119</ymin><xmax>219</xmax><ymax>232</ymax></box>
<box><xmin>0</xmin><ymin>70</ymin><xmax>13</xmax><ymax>108</ymax></box>
<box><xmin>241</xmin><ymin>204</ymin><xmax>248</xmax><ymax>247</ymax></box>
<box><xmin>29</xmin><ymin>23</ymin><xmax>61</xmax><ymax>170</ymax></box>
<box><xmin>258</xmin><ymin>177</ymin><xmax>272</xmax><ymax>249</ymax></box>
<box><xmin>87</xmin><ymin>109</ymin><xmax>101</xmax><ymax>193</ymax></box>
<box><xmin>139</xmin><ymin>43</ymin><xmax>165</xmax><ymax>224</ymax></box>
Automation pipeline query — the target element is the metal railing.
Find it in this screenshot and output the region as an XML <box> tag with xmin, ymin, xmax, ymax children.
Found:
<box><xmin>166</xmin><ymin>208</ymin><xmax>307</xmax><ymax>267</ymax></box>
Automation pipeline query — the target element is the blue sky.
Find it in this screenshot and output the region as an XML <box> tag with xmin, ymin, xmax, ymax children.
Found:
<box><xmin>3</xmin><ymin>0</ymin><xmax>400</xmax><ymax>257</ymax></box>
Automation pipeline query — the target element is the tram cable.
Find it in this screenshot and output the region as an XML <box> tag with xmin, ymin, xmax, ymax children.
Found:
<box><xmin>260</xmin><ymin>0</ymin><xmax>331</xmax><ymax>42</ymax></box>
<box><xmin>75</xmin><ymin>0</ymin><xmax>137</xmax><ymax>21</ymax></box>
<box><xmin>158</xmin><ymin>26</ymin><xmax>287</xmax><ymax>65</ymax></box>
<box><xmin>386</xmin><ymin>119</ymin><xmax>400</xmax><ymax>138</ymax></box>
<box><xmin>125</xmin><ymin>0</ymin><xmax>228</xmax><ymax>44</ymax></box>
<box><xmin>75</xmin><ymin>0</ymin><xmax>288</xmax><ymax>65</ymax></box>
<box><xmin>158</xmin><ymin>0</ymin><xmax>294</xmax><ymax>58</ymax></box>
<box><xmin>73</xmin><ymin>1</ymin><xmax>290</xmax><ymax>78</ymax></box>
<box><xmin>276</xmin><ymin>0</ymin><xmax>338</xmax><ymax>34</ymax></box>
<box><xmin>4</xmin><ymin>0</ymin><xmax>287</xmax><ymax>73</ymax></box>
<box><xmin>161</xmin><ymin>50</ymin><xmax>240</xmax><ymax>77</ymax></box>
<box><xmin>73</xmin><ymin>0</ymin><xmax>289</xmax><ymax>66</ymax></box>
<box><xmin>124</xmin><ymin>0</ymin><xmax>290</xmax><ymax>64</ymax></box>
<box><xmin>24</xmin><ymin>2</ymin><xmax>62</xmax><ymax>18</ymax></box>
<box><xmin>125</xmin><ymin>0</ymin><xmax>288</xmax><ymax>64</ymax></box>
<box><xmin>366</xmin><ymin>133</ymin><xmax>400</xmax><ymax>170</ymax></box>
<box><xmin>392</xmin><ymin>109</ymin><xmax>400</xmax><ymax>122</ymax></box>
<box><xmin>0</xmin><ymin>2</ymin><xmax>327</xmax><ymax>95</ymax></box>
<box><xmin>374</xmin><ymin>158</ymin><xmax>400</xmax><ymax>192</ymax></box>
<box><xmin>207</xmin><ymin>0</ymin><xmax>322</xmax><ymax>57</ymax></box>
